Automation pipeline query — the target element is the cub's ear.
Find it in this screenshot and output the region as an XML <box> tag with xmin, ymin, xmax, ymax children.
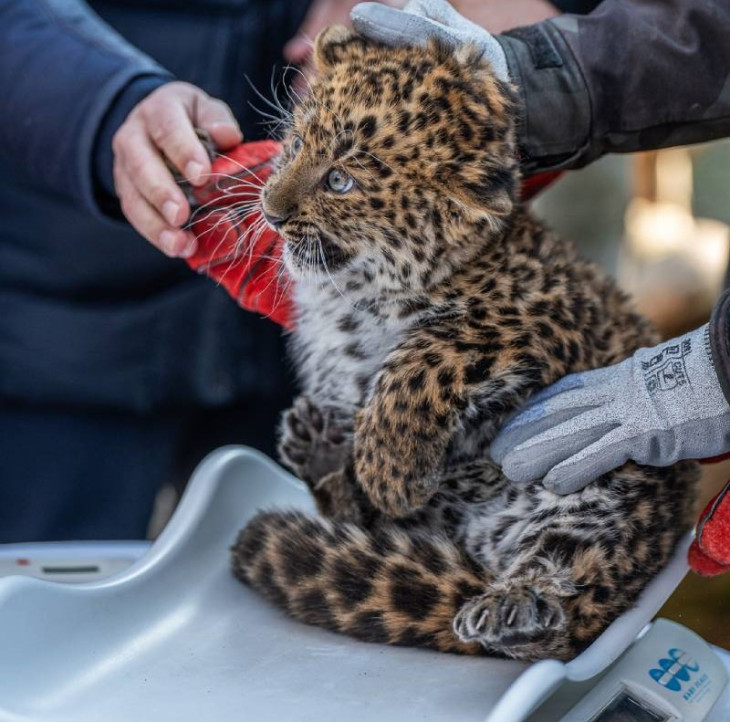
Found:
<box><xmin>313</xmin><ymin>26</ymin><xmax>367</xmax><ymax>70</ymax></box>
<box><xmin>447</xmin><ymin>161</ymin><xmax>519</xmax><ymax>221</ymax></box>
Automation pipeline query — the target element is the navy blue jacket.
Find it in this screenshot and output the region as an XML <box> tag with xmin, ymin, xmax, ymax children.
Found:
<box><xmin>5</xmin><ymin>0</ymin><xmax>729</xmax><ymax>415</ymax></box>
<box><xmin>0</xmin><ymin>0</ymin><xmax>309</xmax><ymax>413</ymax></box>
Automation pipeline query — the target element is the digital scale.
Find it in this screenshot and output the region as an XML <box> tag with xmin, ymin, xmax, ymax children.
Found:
<box><xmin>523</xmin><ymin>619</ymin><xmax>729</xmax><ymax>722</ymax></box>
<box><xmin>0</xmin><ymin>446</ymin><xmax>727</xmax><ymax>722</ymax></box>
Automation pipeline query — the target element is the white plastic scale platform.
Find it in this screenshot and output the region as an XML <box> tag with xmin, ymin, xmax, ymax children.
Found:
<box><xmin>0</xmin><ymin>446</ymin><xmax>728</xmax><ymax>722</ymax></box>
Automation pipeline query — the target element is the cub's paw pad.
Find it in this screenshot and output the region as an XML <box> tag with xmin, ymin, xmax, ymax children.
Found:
<box><xmin>279</xmin><ymin>396</ymin><xmax>354</xmax><ymax>483</ymax></box>
<box><xmin>453</xmin><ymin>587</ymin><xmax>565</xmax><ymax>647</ymax></box>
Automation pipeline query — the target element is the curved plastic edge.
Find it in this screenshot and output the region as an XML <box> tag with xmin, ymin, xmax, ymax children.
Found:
<box><xmin>483</xmin><ymin>531</ymin><xmax>692</xmax><ymax>722</ymax></box>
<box><xmin>0</xmin><ymin>446</ymin><xmax>301</xmax><ymax>603</ymax></box>
<box><xmin>483</xmin><ymin>660</ymin><xmax>567</xmax><ymax>722</ymax></box>
<box><xmin>0</xmin><ymin>541</ymin><xmax>151</xmax><ymax>561</ymax></box>
<box><xmin>0</xmin><ymin>452</ymin><xmax>693</xmax><ymax>722</ymax></box>
<box><xmin>96</xmin><ymin>445</ymin><xmax>303</xmax><ymax>588</ymax></box>
<box><xmin>564</xmin><ymin>531</ymin><xmax>691</xmax><ymax>682</ymax></box>
<box><xmin>0</xmin><ymin>447</ymin><xmax>306</xmax><ymax>721</ymax></box>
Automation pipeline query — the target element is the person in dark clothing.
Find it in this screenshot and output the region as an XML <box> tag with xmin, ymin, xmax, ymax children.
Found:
<box><xmin>3</xmin><ymin>0</ymin><xmax>728</xmax><ymax>542</ymax></box>
<box><xmin>354</xmin><ymin>0</ymin><xmax>730</xmax><ymax>493</ymax></box>
<box><xmin>0</xmin><ymin>0</ymin><xmax>315</xmax><ymax>542</ymax></box>
<box><xmin>0</xmin><ymin>0</ymin><xmax>582</xmax><ymax>543</ymax></box>
<box><xmin>355</xmin><ymin>0</ymin><xmax>730</xmax><ymax>171</ymax></box>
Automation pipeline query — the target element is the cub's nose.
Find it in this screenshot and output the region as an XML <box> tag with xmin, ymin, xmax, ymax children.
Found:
<box><xmin>263</xmin><ymin>208</ymin><xmax>294</xmax><ymax>230</ymax></box>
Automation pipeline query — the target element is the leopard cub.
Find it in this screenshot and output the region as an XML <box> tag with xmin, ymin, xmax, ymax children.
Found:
<box><xmin>231</xmin><ymin>27</ymin><xmax>697</xmax><ymax>661</ymax></box>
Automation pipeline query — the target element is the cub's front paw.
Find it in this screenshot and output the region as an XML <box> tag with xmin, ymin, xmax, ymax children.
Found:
<box><xmin>278</xmin><ymin>396</ymin><xmax>354</xmax><ymax>486</ymax></box>
<box><xmin>354</xmin><ymin>410</ymin><xmax>440</xmax><ymax>517</ymax></box>
<box><xmin>453</xmin><ymin>585</ymin><xmax>566</xmax><ymax>653</ymax></box>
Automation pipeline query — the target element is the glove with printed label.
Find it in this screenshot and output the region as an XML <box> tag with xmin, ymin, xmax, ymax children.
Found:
<box><xmin>491</xmin><ymin>324</ymin><xmax>730</xmax><ymax>495</ymax></box>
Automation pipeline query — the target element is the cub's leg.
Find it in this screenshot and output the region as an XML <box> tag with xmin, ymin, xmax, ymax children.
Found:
<box><xmin>232</xmin><ymin>510</ymin><xmax>490</xmax><ymax>655</ymax></box>
<box><xmin>452</xmin><ymin>461</ymin><xmax>697</xmax><ymax>661</ymax></box>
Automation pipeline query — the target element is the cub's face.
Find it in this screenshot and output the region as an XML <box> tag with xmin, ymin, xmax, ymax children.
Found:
<box><xmin>260</xmin><ymin>27</ymin><xmax>519</xmax><ymax>293</ymax></box>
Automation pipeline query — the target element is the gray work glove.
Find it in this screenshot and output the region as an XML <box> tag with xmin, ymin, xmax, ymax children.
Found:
<box><xmin>490</xmin><ymin>324</ymin><xmax>730</xmax><ymax>494</ymax></box>
<box><xmin>351</xmin><ymin>0</ymin><xmax>510</xmax><ymax>83</ymax></box>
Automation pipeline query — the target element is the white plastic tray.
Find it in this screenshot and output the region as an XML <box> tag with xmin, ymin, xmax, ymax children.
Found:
<box><xmin>0</xmin><ymin>541</ymin><xmax>149</xmax><ymax>583</ymax></box>
<box><xmin>0</xmin><ymin>447</ymin><xmax>694</xmax><ymax>722</ymax></box>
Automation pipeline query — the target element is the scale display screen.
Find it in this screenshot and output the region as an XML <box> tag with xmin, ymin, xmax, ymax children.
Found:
<box><xmin>555</xmin><ymin>620</ymin><xmax>727</xmax><ymax>722</ymax></box>
<box><xmin>590</xmin><ymin>688</ymin><xmax>670</xmax><ymax>722</ymax></box>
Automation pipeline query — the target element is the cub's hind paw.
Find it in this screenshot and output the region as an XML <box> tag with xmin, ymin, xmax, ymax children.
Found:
<box><xmin>278</xmin><ymin>396</ymin><xmax>354</xmax><ymax>485</ymax></box>
<box><xmin>453</xmin><ymin>585</ymin><xmax>565</xmax><ymax>652</ymax></box>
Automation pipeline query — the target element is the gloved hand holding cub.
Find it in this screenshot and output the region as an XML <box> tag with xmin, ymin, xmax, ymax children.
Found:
<box><xmin>491</xmin><ymin>324</ymin><xmax>730</xmax><ymax>494</ymax></box>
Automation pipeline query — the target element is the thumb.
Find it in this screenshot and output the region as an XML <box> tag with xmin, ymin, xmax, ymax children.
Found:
<box><xmin>284</xmin><ymin>35</ymin><xmax>313</xmax><ymax>65</ymax></box>
<box><xmin>351</xmin><ymin>3</ymin><xmax>421</xmax><ymax>45</ymax></box>
<box><xmin>196</xmin><ymin>98</ymin><xmax>242</xmax><ymax>150</ymax></box>
<box><xmin>353</xmin><ymin>2</ymin><xmax>464</xmax><ymax>51</ymax></box>
<box><xmin>407</xmin><ymin>0</ymin><xmax>465</xmax><ymax>24</ymax></box>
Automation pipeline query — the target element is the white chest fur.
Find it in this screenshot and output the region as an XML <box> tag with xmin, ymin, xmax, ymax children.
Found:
<box><xmin>291</xmin><ymin>280</ymin><xmax>411</xmax><ymax>408</ymax></box>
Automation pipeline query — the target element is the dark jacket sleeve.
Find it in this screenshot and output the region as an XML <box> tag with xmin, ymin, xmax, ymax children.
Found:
<box><xmin>710</xmin><ymin>288</ymin><xmax>730</xmax><ymax>405</ymax></box>
<box><xmin>93</xmin><ymin>75</ymin><xmax>170</xmax><ymax>209</ymax></box>
<box><xmin>0</xmin><ymin>0</ymin><xmax>172</xmax><ymax>214</ymax></box>
<box><xmin>550</xmin><ymin>0</ymin><xmax>603</xmax><ymax>14</ymax></box>
<box><xmin>496</xmin><ymin>0</ymin><xmax>730</xmax><ymax>173</ymax></box>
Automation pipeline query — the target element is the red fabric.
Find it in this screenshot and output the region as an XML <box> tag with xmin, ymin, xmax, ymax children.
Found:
<box><xmin>521</xmin><ymin>170</ymin><xmax>563</xmax><ymax>201</ymax></box>
<box><xmin>185</xmin><ymin>140</ymin><xmax>562</xmax><ymax>330</ymax></box>
<box><xmin>689</xmin><ymin>478</ymin><xmax>730</xmax><ymax>576</ymax></box>
<box><xmin>699</xmin><ymin>451</ymin><xmax>730</xmax><ymax>465</ymax></box>
<box><xmin>688</xmin><ymin>539</ymin><xmax>730</xmax><ymax>577</ymax></box>
<box><xmin>186</xmin><ymin>140</ymin><xmax>293</xmax><ymax>329</ymax></box>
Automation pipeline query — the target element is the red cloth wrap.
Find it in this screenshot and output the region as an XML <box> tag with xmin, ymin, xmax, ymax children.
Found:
<box><xmin>689</xmin><ymin>477</ymin><xmax>730</xmax><ymax>576</ymax></box>
<box><xmin>185</xmin><ymin>140</ymin><xmax>562</xmax><ymax>330</ymax></box>
<box><xmin>186</xmin><ymin>141</ymin><xmax>293</xmax><ymax>329</ymax></box>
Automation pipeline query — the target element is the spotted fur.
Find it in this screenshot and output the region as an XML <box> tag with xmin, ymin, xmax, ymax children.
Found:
<box><xmin>231</xmin><ymin>27</ymin><xmax>698</xmax><ymax>661</ymax></box>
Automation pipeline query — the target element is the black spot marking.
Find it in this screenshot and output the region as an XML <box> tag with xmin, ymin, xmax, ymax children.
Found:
<box><xmin>464</xmin><ymin>358</ymin><xmax>493</xmax><ymax>385</ymax></box>
<box><xmin>437</xmin><ymin>368</ymin><xmax>456</xmax><ymax>387</ymax></box>
<box><xmin>408</xmin><ymin>369</ymin><xmax>426</xmax><ymax>391</ymax></box>
<box><xmin>390</xmin><ymin>566</ymin><xmax>441</xmax><ymax>621</ymax></box>
<box><xmin>359</xmin><ymin>115</ymin><xmax>377</xmax><ymax>139</ymax></box>
<box><xmin>280</xmin><ymin>536</ymin><xmax>325</xmax><ymax>583</ymax></box>
<box><xmin>297</xmin><ymin>589</ymin><xmax>337</xmax><ymax>630</ymax></box>
<box><xmin>337</xmin><ymin>314</ymin><xmax>360</xmax><ymax>333</ymax></box>
<box><xmin>257</xmin><ymin>561</ymin><xmax>291</xmax><ymax>611</ymax></box>
<box><xmin>333</xmin><ymin>558</ymin><xmax>373</xmax><ymax>605</ymax></box>
<box><xmin>369</xmin><ymin>197</ymin><xmax>385</xmax><ymax>210</ymax></box>
<box><xmin>351</xmin><ymin>610</ymin><xmax>389</xmax><ymax>643</ymax></box>
<box><xmin>397</xmin><ymin>626</ymin><xmax>436</xmax><ymax>648</ymax></box>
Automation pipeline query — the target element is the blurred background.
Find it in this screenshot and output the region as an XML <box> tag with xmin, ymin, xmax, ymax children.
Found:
<box><xmin>532</xmin><ymin>141</ymin><xmax>730</xmax><ymax>650</ymax></box>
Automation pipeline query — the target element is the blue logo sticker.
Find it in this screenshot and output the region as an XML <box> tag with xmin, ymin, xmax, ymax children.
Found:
<box><xmin>649</xmin><ymin>648</ymin><xmax>700</xmax><ymax>692</ymax></box>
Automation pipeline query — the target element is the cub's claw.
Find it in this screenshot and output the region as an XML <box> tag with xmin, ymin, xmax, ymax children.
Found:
<box><xmin>453</xmin><ymin>585</ymin><xmax>565</xmax><ymax>651</ymax></box>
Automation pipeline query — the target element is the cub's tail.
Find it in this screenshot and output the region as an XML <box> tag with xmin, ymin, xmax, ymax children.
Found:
<box><xmin>231</xmin><ymin>510</ymin><xmax>487</xmax><ymax>655</ymax></box>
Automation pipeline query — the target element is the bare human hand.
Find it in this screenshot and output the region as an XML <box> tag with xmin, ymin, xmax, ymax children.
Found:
<box><xmin>448</xmin><ymin>0</ymin><xmax>559</xmax><ymax>34</ymax></box>
<box><xmin>112</xmin><ymin>81</ymin><xmax>242</xmax><ymax>257</ymax></box>
<box><xmin>284</xmin><ymin>0</ymin><xmax>406</xmax><ymax>94</ymax></box>
<box><xmin>284</xmin><ymin>0</ymin><xmax>377</xmax><ymax>65</ymax></box>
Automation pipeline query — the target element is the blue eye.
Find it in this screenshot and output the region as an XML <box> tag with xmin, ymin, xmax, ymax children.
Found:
<box><xmin>327</xmin><ymin>169</ymin><xmax>354</xmax><ymax>194</ymax></box>
<box><xmin>291</xmin><ymin>136</ymin><xmax>303</xmax><ymax>155</ymax></box>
